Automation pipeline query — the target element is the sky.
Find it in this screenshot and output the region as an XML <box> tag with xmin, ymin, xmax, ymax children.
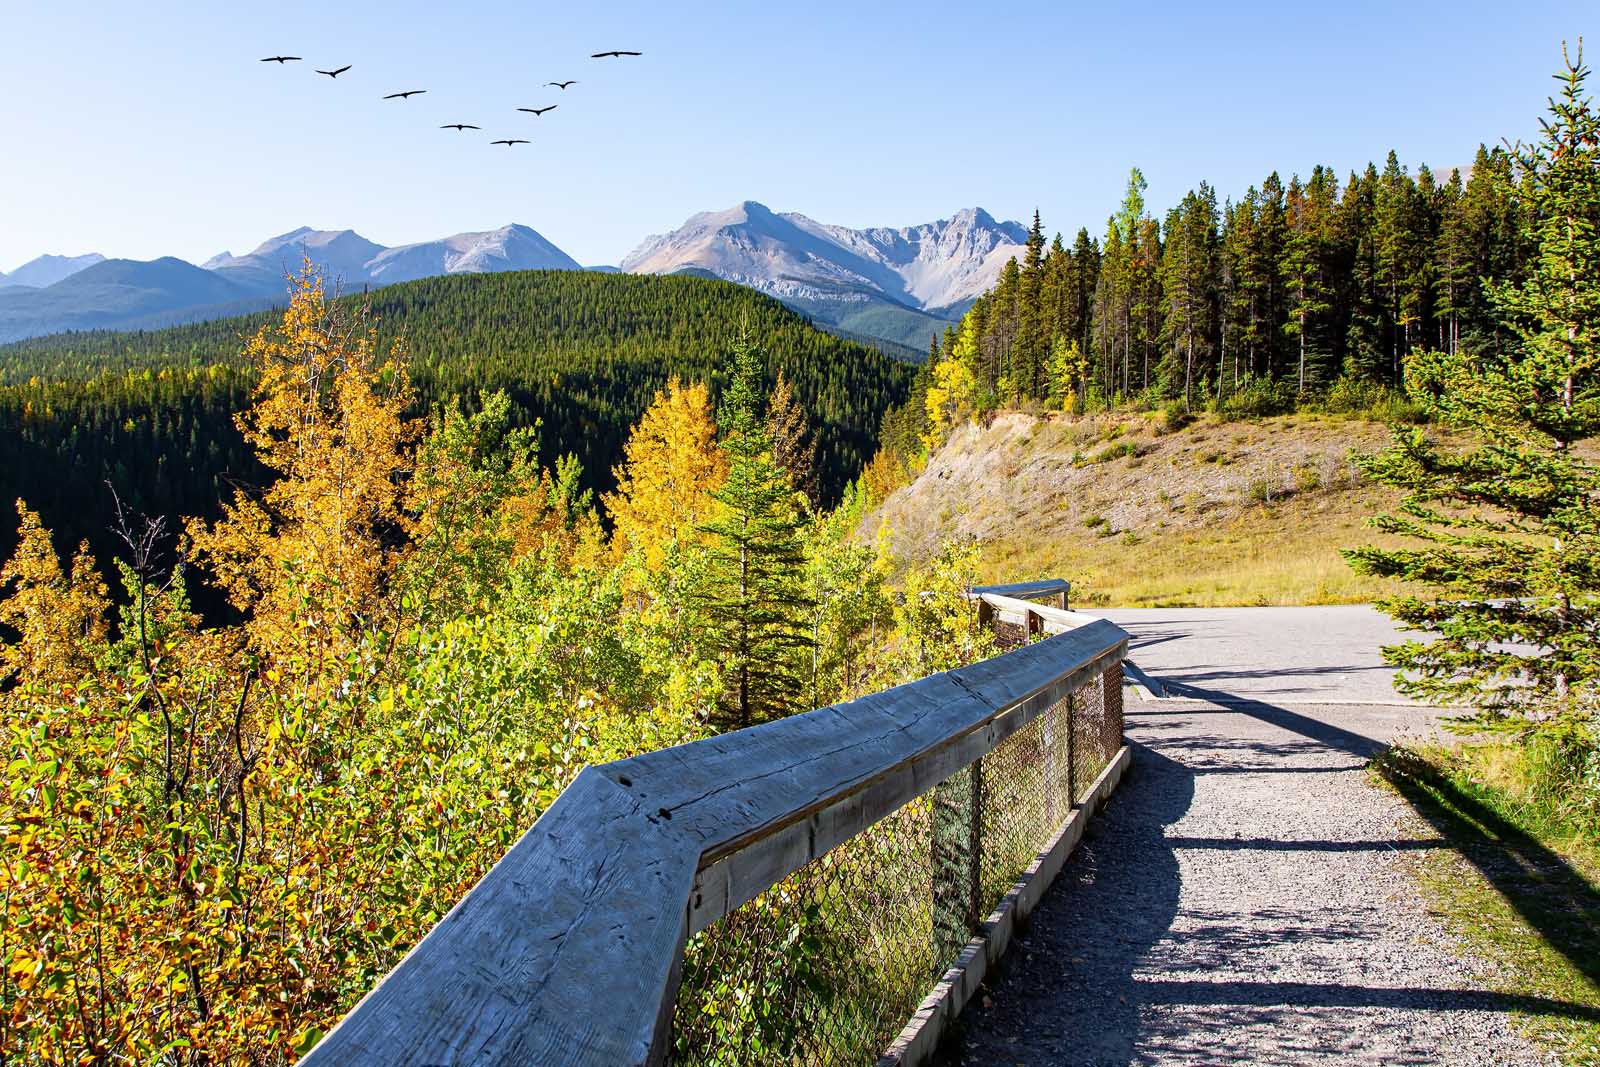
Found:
<box><xmin>1</xmin><ymin>1</ymin><xmax>1592</xmax><ymax>272</ymax></box>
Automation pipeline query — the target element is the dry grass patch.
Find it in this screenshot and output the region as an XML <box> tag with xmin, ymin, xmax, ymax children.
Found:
<box><xmin>977</xmin><ymin>487</ymin><xmax>1409</xmax><ymax>606</ymax></box>
<box><xmin>864</xmin><ymin>410</ymin><xmax>1409</xmax><ymax>606</ymax></box>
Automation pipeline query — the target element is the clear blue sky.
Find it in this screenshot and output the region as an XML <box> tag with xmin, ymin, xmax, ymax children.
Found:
<box><xmin>1</xmin><ymin>1</ymin><xmax>1591</xmax><ymax>271</ymax></box>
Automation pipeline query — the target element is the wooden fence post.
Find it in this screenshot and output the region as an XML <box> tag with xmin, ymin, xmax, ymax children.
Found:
<box><xmin>1066</xmin><ymin>691</ymin><xmax>1076</xmax><ymax>806</ymax></box>
<box><xmin>968</xmin><ymin>756</ymin><xmax>984</xmax><ymax>927</ymax></box>
<box><xmin>932</xmin><ymin>762</ymin><xmax>982</xmax><ymax>965</ymax></box>
<box><xmin>934</xmin><ymin>767</ymin><xmax>966</xmax><ymax>966</ymax></box>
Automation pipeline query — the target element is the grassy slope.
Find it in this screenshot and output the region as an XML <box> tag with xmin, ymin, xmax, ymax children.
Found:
<box><xmin>1374</xmin><ymin>746</ymin><xmax>1600</xmax><ymax>1064</ymax></box>
<box><xmin>863</xmin><ymin>410</ymin><xmax>1414</xmax><ymax>606</ymax></box>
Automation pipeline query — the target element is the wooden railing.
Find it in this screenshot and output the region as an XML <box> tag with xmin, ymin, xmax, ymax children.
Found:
<box><xmin>301</xmin><ymin>580</ymin><xmax>1128</xmax><ymax>1066</ymax></box>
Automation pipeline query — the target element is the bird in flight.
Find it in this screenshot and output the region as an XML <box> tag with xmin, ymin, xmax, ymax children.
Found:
<box><xmin>518</xmin><ymin>106</ymin><xmax>557</xmax><ymax>116</ymax></box>
<box><xmin>384</xmin><ymin>90</ymin><xmax>426</xmax><ymax>100</ymax></box>
<box><xmin>490</xmin><ymin>139</ymin><xmax>530</xmax><ymax>147</ymax></box>
<box><xmin>316</xmin><ymin>64</ymin><xmax>352</xmax><ymax>78</ymax></box>
<box><xmin>591</xmin><ymin>50</ymin><xmax>643</xmax><ymax>58</ymax></box>
<box><xmin>260</xmin><ymin>55</ymin><xmax>302</xmax><ymax>63</ymax></box>
<box><xmin>545</xmin><ymin>80</ymin><xmax>578</xmax><ymax>89</ymax></box>
<box><xmin>441</xmin><ymin>123</ymin><xmax>482</xmax><ymax>130</ymax></box>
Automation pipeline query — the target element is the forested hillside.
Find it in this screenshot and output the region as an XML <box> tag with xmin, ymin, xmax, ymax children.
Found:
<box><xmin>0</xmin><ymin>270</ymin><xmax>914</xmax><ymax>581</ymax></box>
<box><xmin>0</xmin><ymin>275</ymin><xmax>990</xmax><ymax>1061</ymax></box>
<box><xmin>875</xmin><ymin>145</ymin><xmax>1527</xmax><ymax>455</ymax></box>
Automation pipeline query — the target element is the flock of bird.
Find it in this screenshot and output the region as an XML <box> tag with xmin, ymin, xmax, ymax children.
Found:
<box><xmin>259</xmin><ymin>50</ymin><xmax>643</xmax><ymax>147</ymax></box>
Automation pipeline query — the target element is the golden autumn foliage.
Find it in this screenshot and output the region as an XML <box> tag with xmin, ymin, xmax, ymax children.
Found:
<box><xmin>186</xmin><ymin>267</ymin><xmax>416</xmax><ymax>671</ymax></box>
<box><xmin>0</xmin><ymin>500</ymin><xmax>108</xmax><ymax>687</ymax></box>
<box><xmin>0</xmin><ymin>278</ymin><xmax>987</xmax><ymax>1065</ymax></box>
<box><xmin>858</xmin><ymin>448</ymin><xmax>916</xmax><ymax>511</ymax></box>
<box><xmin>0</xmin><ymin>272</ymin><xmax>722</xmax><ymax>1065</ymax></box>
<box><xmin>767</xmin><ymin>372</ymin><xmax>819</xmax><ymax>502</ymax></box>
<box><xmin>604</xmin><ymin>376</ymin><xmax>728</xmax><ymax>568</ymax></box>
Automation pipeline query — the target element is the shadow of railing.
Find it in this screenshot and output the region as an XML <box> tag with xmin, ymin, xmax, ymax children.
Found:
<box><xmin>1374</xmin><ymin>748</ymin><xmax>1600</xmax><ymax>993</ymax></box>
<box><xmin>1174</xmin><ymin>680</ymin><xmax>1600</xmax><ymax>995</ymax></box>
<box><xmin>946</xmin><ymin>684</ymin><xmax>1600</xmax><ymax>1066</ymax></box>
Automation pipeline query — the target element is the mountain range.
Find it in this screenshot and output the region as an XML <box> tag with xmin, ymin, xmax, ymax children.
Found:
<box><xmin>0</xmin><ymin>205</ymin><xmax>1028</xmax><ymax>350</ymax></box>
<box><xmin>0</xmin><ymin>253</ymin><xmax>107</xmax><ymax>289</ymax></box>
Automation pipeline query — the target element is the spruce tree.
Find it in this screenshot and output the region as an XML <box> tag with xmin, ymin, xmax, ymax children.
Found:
<box><xmin>1252</xmin><ymin>173</ymin><xmax>1290</xmax><ymax>382</ymax></box>
<box><xmin>699</xmin><ymin>339</ymin><xmax>814</xmax><ymax>729</ymax></box>
<box><xmin>1159</xmin><ymin>185</ymin><xmax>1220</xmax><ymax>407</ymax></box>
<box><xmin>1339</xmin><ymin>164</ymin><xmax>1387</xmax><ymax>381</ymax></box>
<box><xmin>1069</xmin><ymin>228</ymin><xmax>1101</xmax><ymax>370</ymax></box>
<box><xmin>1433</xmin><ymin>168</ymin><xmax>1472</xmax><ymax>355</ymax></box>
<box><xmin>1016</xmin><ymin>210</ymin><xmax>1048</xmax><ymax>398</ymax></box>
<box><xmin>1346</xmin><ymin>46</ymin><xmax>1600</xmax><ymax>727</ymax></box>
<box><xmin>1218</xmin><ymin>196</ymin><xmax>1254</xmax><ymax>393</ymax></box>
<box><xmin>1460</xmin><ymin>145</ymin><xmax>1530</xmax><ymax>351</ymax></box>
<box><xmin>1281</xmin><ymin>169</ymin><xmax>1336</xmax><ymax>391</ymax></box>
<box><xmin>1094</xmin><ymin>220</ymin><xmax>1129</xmax><ymax>396</ymax></box>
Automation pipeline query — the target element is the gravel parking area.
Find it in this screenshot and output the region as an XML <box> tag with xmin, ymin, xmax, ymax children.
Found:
<box><xmin>942</xmin><ymin>692</ymin><xmax>1552</xmax><ymax>1066</ymax></box>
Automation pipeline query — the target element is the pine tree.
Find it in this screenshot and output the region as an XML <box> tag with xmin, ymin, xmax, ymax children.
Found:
<box><xmin>1093</xmin><ymin>219</ymin><xmax>1129</xmax><ymax>397</ymax></box>
<box><xmin>1374</xmin><ymin>151</ymin><xmax>1434</xmax><ymax>383</ymax></box>
<box><xmin>983</xmin><ymin>259</ymin><xmax>1023</xmax><ymax>399</ymax></box>
<box><xmin>1015</xmin><ymin>210</ymin><xmax>1048</xmax><ymax>398</ymax></box>
<box><xmin>1107</xmin><ymin>169</ymin><xmax>1151</xmax><ymax>394</ymax></box>
<box><xmin>1132</xmin><ymin>217</ymin><xmax>1164</xmax><ymax>392</ymax></box>
<box><xmin>1218</xmin><ymin>196</ymin><xmax>1253</xmax><ymax>393</ymax></box>
<box><xmin>699</xmin><ymin>340</ymin><xmax>814</xmax><ymax>729</ymax></box>
<box><xmin>1158</xmin><ymin>185</ymin><xmax>1220</xmax><ymax>407</ymax></box>
<box><xmin>1459</xmin><ymin>145</ymin><xmax>1529</xmax><ymax>351</ymax></box>
<box><xmin>1042</xmin><ymin>232</ymin><xmax>1070</xmax><ymax>352</ymax></box>
<box><xmin>1282</xmin><ymin>169</ymin><xmax>1337</xmax><ymax>391</ymax></box>
<box><xmin>1252</xmin><ymin>173</ymin><xmax>1290</xmax><ymax>381</ymax></box>
<box><xmin>1346</xmin><ymin>46</ymin><xmax>1600</xmax><ymax>725</ymax></box>
<box><xmin>1069</xmin><ymin>228</ymin><xmax>1101</xmax><ymax>369</ymax></box>
<box><xmin>1339</xmin><ymin>164</ymin><xmax>1387</xmax><ymax>381</ymax></box>
<box><xmin>1432</xmin><ymin>168</ymin><xmax>1470</xmax><ymax>355</ymax></box>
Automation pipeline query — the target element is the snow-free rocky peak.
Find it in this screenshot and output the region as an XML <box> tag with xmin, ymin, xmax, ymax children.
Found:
<box><xmin>620</xmin><ymin>202</ymin><xmax>1028</xmax><ymax>312</ymax></box>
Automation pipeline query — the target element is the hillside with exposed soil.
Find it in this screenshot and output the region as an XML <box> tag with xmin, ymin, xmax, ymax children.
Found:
<box><xmin>861</xmin><ymin>411</ymin><xmax>1414</xmax><ymax>607</ymax></box>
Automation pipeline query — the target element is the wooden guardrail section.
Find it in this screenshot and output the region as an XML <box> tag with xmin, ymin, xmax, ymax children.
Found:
<box><xmin>302</xmin><ymin>580</ymin><xmax>1127</xmax><ymax>1065</ymax></box>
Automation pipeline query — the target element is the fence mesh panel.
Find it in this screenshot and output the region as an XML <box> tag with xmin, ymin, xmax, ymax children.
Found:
<box><xmin>671</xmin><ymin>649</ymin><xmax>1123</xmax><ymax>1065</ymax></box>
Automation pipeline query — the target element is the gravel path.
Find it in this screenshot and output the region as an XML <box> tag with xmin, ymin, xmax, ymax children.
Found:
<box><xmin>943</xmin><ymin>692</ymin><xmax>1552</xmax><ymax>1066</ymax></box>
<box><xmin>1097</xmin><ymin>605</ymin><xmax>1421</xmax><ymax>706</ymax></box>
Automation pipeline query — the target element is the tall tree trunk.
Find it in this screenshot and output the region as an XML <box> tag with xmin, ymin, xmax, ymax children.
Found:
<box><xmin>1298</xmin><ymin>308</ymin><xmax>1307</xmax><ymax>392</ymax></box>
<box><xmin>1184</xmin><ymin>336</ymin><xmax>1194</xmax><ymax>411</ymax></box>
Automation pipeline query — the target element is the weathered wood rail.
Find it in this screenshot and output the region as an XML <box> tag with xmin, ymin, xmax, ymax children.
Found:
<box><xmin>302</xmin><ymin>579</ymin><xmax>1127</xmax><ymax>1065</ymax></box>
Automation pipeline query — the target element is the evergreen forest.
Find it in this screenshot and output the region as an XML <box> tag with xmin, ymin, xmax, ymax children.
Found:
<box><xmin>871</xmin><ymin>144</ymin><xmax>1530</xmax><ymax>472</ymax></box>
<box><xmin>0</xmin><ymin>270</ymin><xmax>915</xmax><ymax>589</ymax></box>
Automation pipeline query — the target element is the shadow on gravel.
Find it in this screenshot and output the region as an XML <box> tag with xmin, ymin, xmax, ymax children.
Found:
<box><xmin>1172</xmin><ymin>685</ymin><xmax>1600</xmax><ymax>996</ymax></box>
<box><xmin>1129</xmin><ymin>978</ymin><xmax>1600</xmax><ymax>1019</ymax></box>
<box><xmin>940</xmin><ymin>690</ymin><xmax>1600</xmax><ymax>1065</ymax></box>
<box><xmin>1155</xmin><ymin>681</ymin><xmax>1386</xmax><ymax>757</ymax></box>
<box><xmin>1164</xmin><ymin>835</ymin><xmax>1448</xmax><ymax>852</ymax></box>
<box><xmin>935</xmin><ymin>741</ymin><xmax>1194</xmax><ymax>1066</ymax></box>
<box><xmin>1375</xmin><ymin>749</ymin><xmax>1600</xmax><ymax>995</ymax></box>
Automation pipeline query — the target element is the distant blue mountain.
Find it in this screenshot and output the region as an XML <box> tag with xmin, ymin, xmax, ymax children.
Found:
<box><xmin>0</xmin><ymin>223</ymin><xmax>581</xmax><ymax>343</ymax></box>
<box><xmin>0</xmin><ymin>258</ymin><xmax>269</xmax><ymax>342</ymax></box>
<box><xmin>2</xmin><ymin>252</ymin><xmax>106</xmax><ymax>288</ymax></box>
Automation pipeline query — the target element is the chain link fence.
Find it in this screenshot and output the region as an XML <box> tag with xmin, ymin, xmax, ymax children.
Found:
<box><xmin>670</xmin><ymin>642</ymin><xmax>1124</xmax><ymax>1065</ymax></box>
